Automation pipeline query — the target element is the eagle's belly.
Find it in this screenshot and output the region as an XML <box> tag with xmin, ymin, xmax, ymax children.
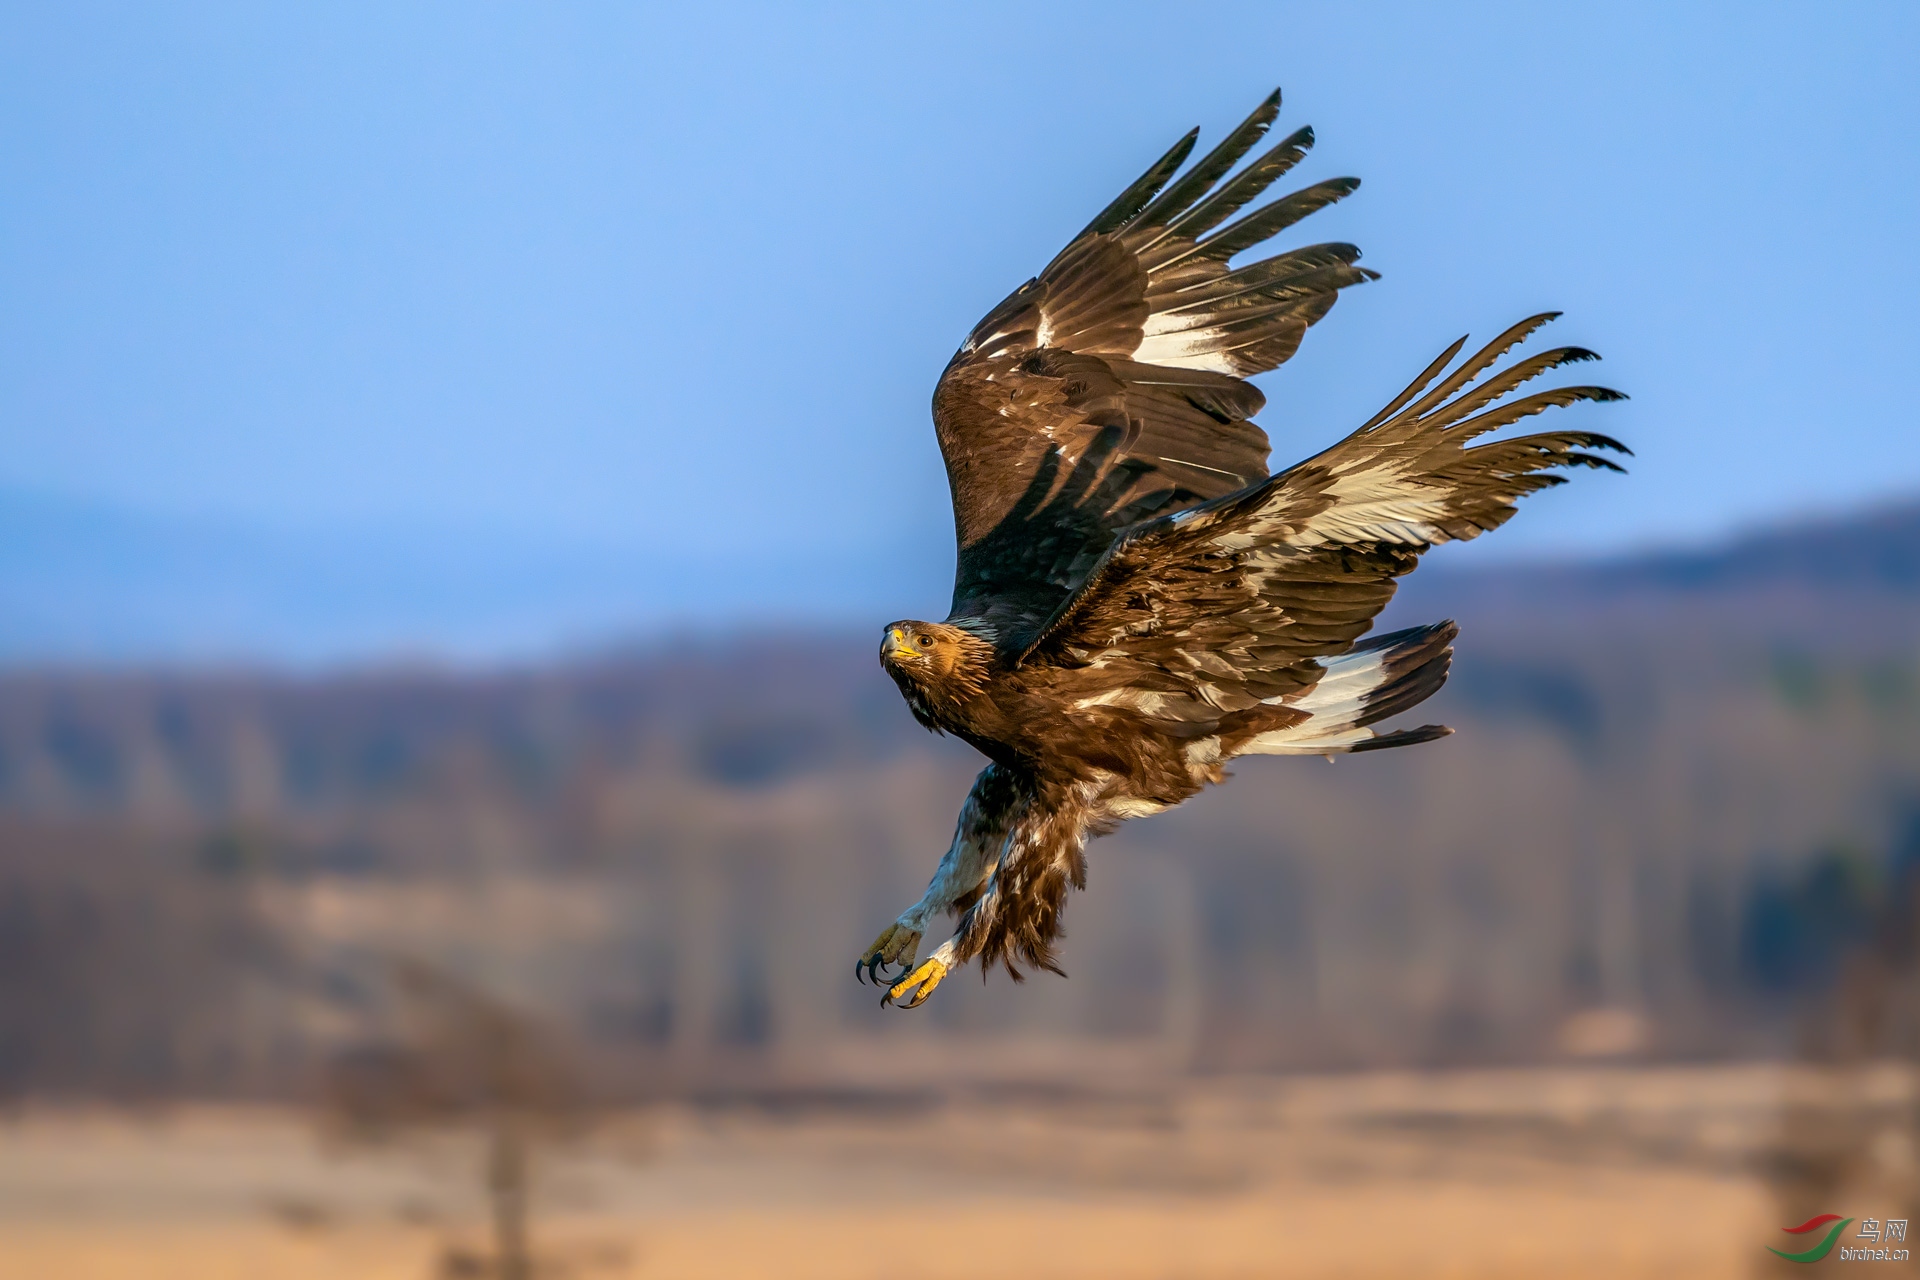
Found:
<box><xmin>914</xmin><ymin>674</ymin><xmax>1222</xmax><ymax>824</ymax></box>
<box><xmin>1085</xmin><ymin>744</ymin><xmax>1219</xmax><ymax>823</ymax></box>
<box><xmin>1013</xmin><ymin>701</ymin><xmax>1218</xmax><ymax>827</ymax></box>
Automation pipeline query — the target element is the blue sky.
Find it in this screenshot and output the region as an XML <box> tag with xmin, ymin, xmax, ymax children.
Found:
<box><xmin>2</xmin><ymin>2</ymin><xmax>1916</xmax><ymax>660</ymax></box>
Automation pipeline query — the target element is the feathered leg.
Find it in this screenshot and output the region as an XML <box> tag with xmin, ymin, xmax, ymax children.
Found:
<box><xmin>952</xmin><ymin>794</ymin><xmax>1090</xmax><ymax>980</ymax></box>
<box><xmin>882</xmin><ymin>782</ymin><xmax>1093</xmax><ymax>1007</ymax></box>
<box><xmin>880</xmin><ymin>772</ymin><xmax>1093</xmax><ymax>1011</ymax></box>
<box><xmin>855</xmin><ymin>764</ymin><xmax>1024</xmax><ymax>988</ymax></box>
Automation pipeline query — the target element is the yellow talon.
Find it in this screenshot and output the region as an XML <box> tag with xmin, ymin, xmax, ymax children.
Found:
<box><xmin>884</xmin><ymin>957</ymin><xmax>949</xmax><ymax>1009</ymax></box>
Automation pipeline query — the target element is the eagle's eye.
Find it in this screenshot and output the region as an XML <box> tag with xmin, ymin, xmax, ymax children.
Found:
<box><xmin>916</xmin><ymin>632</ymin><xmax>934</xmax><ymax>648</ymax></box>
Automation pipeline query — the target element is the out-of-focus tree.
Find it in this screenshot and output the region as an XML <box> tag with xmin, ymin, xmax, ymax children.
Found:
<box><xmin>321</xmin><ymin>959</ymin><xmax>588</xmax><ymax>1280</ymax></box>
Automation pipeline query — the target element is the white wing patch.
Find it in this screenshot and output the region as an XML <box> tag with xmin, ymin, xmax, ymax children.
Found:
<box><xmin>1186</xmin><ymin>459</ymin><xmax>1455</xmax><ymax>554</ymax></box>
<box><xmin>1239</xmin><ymin>645</ymin><xmax>1389</xmax><ymax>755</ymax></box>
<box><xmin>1291</xmin><ymin>466</ymin><xmax>1452</xmax><ymax>546</ymax></box>
<box><xmin>1130</xmin><ymin>333</ymin><xmax>1243</xmax><ymax>374</ymax></box>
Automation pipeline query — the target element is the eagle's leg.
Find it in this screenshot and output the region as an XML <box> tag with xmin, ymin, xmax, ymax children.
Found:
<box><xmin>856</xmin><ymin>764</ymin><xmax>1020</xmax><ymax>987</ymax></box>
<box><xmin>948</xmin><ymin>795</ymin><xmax>1090</xmax><ymax>981</ymax></box>
<box><xmin>886</xmin><ymin>800</ymin><xmax>1088</xmax><ymax>1008</ymax></box>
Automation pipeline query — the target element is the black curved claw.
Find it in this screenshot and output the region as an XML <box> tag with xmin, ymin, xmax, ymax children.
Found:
<box><xmin>881</xmin><ymin>984</ymin><xmax>930</xmax><ymax>1011</ymax></box>
<box><xmin>881</xmin><ymin>973</ymin><xmax>932</xmax><ymax>1010</ymax></box>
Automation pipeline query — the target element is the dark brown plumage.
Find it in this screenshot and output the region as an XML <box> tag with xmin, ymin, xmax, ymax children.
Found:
<box><xmin>857</xmin><ymin>90</ymin><xmax>1627</xmax><ymax>1009</ymax></box>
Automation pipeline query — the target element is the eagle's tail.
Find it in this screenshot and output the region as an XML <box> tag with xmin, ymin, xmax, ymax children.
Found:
<box><xmin>1235</xmin><ymin>621</ymin><xmax>1456</xmax><ymax>757</ymax></box>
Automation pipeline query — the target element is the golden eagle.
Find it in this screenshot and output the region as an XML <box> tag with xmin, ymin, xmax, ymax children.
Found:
<box><xmin>858</xmin><ymin>89</ymin><xmax>1626</xmax><ymax>1007</ymax></box>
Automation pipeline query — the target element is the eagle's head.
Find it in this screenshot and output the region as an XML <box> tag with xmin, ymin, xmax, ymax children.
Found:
<box><xmin>879</xmin><ymin>620</ymin><xmax>993</xmax><ymax>726</ymax></box>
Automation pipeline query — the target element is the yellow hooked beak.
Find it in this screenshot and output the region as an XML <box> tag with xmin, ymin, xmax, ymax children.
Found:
<box><xmin>886</xmin><ymin>627</ymin><xmax>919</xmax><ymax>659</ymax></box>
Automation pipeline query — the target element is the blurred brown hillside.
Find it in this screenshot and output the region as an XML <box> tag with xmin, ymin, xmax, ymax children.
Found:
<box><xmin>3</xmin><ymin>501</ymin><xmax>1919</xmax><ymax>1100</ymax></box>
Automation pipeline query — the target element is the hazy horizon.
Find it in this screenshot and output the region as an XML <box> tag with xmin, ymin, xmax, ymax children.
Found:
<box><xmin>2</xmin><ymin>481</ymin><xmax>1913</xmax><ymax>669</ymax></box>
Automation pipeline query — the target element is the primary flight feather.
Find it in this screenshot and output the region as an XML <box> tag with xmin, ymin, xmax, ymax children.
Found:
<box><xmin>858</xmin><ymin>89</ymin><xmax>1626</xmax><ymax>1008</ymax></box>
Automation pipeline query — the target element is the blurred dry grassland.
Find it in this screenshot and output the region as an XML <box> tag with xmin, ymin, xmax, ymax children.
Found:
<box><xmin>3</xmin><ymin>504</ymin><xmax>1920</xmax><ymax>1276</ymax></box>
<box><xmin>7</xmin><ymin>1063</ymin><xmax>1913</xmax><ymax>1280</ymax></box>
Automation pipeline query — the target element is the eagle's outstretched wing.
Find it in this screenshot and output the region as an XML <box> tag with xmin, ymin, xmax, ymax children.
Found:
<box><xmin>1018</xmin><ymin>315</ymin><xmax>1628</xmax><ymax>749</ymax></box>
<box><xmin>934</xmin><ymin>90</ymin><xmax>1373</xmax><ymax>651</ymax></box>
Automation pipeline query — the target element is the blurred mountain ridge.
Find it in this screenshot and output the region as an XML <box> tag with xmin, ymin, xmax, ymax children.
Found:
<box><xmin>1456</xmin><ymin>496</ymin><xmax>1920</xmax><ymax>595</ymax></box>
<box><xmin>4</xmin><ymin>485</ymin><xmax>1917</xmax><ymax>667</ymax></box>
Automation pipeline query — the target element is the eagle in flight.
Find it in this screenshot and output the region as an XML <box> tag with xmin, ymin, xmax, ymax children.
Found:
<box><xmin>857</xmin><ymin>89</ymin><xmax>1626</xmax><ymax>1008</ymax></box>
